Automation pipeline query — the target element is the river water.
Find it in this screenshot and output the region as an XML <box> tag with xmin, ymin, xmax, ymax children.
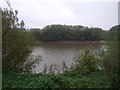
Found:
<box><xmin>30</xmin><ymin>41</ymin><xmax>107</xmax><ymax>73</ymax></box>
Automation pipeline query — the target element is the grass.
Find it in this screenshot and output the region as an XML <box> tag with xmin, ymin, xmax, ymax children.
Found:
<box><xmin>3</xmin><ymin>70</ymin><xmax>110</xmax><ymax>88</ymax></box>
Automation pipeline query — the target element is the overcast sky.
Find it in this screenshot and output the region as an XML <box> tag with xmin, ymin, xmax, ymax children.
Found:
<box><xmin>0</xmin><ymin>0</ymin><xmax>118</xmax><ymax>30</ymax></box>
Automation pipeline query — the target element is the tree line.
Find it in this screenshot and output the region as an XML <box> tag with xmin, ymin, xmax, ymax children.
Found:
<box><xmin>30</xmin><ymin>24</ymin><xmax>109</xmax><ymax>41</ymax></box>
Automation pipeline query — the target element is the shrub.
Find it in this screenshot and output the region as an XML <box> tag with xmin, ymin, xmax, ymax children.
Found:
<box><xmin>2</xmin><ymin>8</ymin><xmax>34</xmax><ymax>72</ymax></box>
<box><xmin>103</xmin><ymin>25</ymin><xmax>119</xmax><ymax>88</ymax></box>
<box><xmin>66</xmin><ymin>49</ymin><xmax>99</xmax><ymax>77</ymax></box>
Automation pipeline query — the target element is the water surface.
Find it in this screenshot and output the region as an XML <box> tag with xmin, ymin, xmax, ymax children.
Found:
<box><xmin>31</xmin><ymin>41</ymin><xmax>106</xmax><ymax>73</ymax></box>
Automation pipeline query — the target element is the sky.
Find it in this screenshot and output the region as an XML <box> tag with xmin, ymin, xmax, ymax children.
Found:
<box><xmin>0</xmin><ymin>0</ymin><xmax>119</xmax><ymax>30</ymax></box>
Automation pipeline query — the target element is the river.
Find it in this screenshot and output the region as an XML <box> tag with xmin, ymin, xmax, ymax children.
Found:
<box><xmin>30</xmin><ymin>41</ymin><xmax>107</xmax><ymax>73</ymax></box>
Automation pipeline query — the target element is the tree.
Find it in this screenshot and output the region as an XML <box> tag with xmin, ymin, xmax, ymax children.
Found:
<box><xmin>2</xmin><ymin>8</ymin><xmax>33</xmax><ymax>72</ymax></box>
<box><xmin>20</xmin><ymin>20</ymin><xmax>25</xmax><ymax>30</ymax></box>
<box><xmin>103</xmin><ymin>25</ymin><xmax>119</xmax><ymax>88</ymax></box>
<box><xmin>32</xmin><ymin>24</ymin><xmax>104</xmax><ymax>41</ymax></box>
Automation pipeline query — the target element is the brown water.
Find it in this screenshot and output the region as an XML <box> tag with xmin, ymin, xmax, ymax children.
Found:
<box><xmin>31</xmin><ymin>41</ymin><xmax>107</xmax><ymax>73</ymax></box>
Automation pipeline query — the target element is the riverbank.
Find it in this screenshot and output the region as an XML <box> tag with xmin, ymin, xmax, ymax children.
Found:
<box><xmin>35</xmin><ymin>40</ymin><xmax>107</xmax><ymax>44</ymax></box>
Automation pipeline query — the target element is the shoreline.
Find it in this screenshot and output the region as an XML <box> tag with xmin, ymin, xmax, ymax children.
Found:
<box><xmin>35</xmin><ymin>40</ymin><xmax>107</xmax><ymax>44</ymax></box>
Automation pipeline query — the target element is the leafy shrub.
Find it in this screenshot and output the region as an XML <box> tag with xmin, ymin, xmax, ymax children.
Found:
<box><xmin>66</xmin><ymin>49</ymin><xmax>99</xmax><ymax>77</ymax></box>
<box><xmin>3</xmin><ymin>71</ymin><xmax>110</xmax><ymax>88</ymax></box>
<box><xmin>2</xmin><ymin>8</ymin><xmax>34</xmax><ymax>72</ymax></box>
<box><xmin>103</xmin><ymin>25</ymin><xmax>119</xmax><ymax>88</ymax></box>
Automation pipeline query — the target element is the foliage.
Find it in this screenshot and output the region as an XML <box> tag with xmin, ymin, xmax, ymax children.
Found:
<box><xmin>2</xmin><ymin>8</ymin><xmax>34</xmax><ymax>72</ymax></box>
<box><xmin>2</xmin><ymin>46</ymin><xmax>110</xmax><ymax>88</ymax></box>
<box><xmin>22</xmin><ymin>55</ymin><xmax>43</xmax><ymax>73</ymax></box>
<box><xmin>101</xmin><ymin>30</ymin><xmax>109</xmax><ymax>40</ymax></box>
<box><xmin>3</xmin><ymin>71</ymin><xmax>110</xmax><ymax>88</ymax></box>
<box><xmin>29</xmin><ymin>29</ymin><xmax>42</xmax><ymax>41</ymax></box>
<box><xmin>30</xmin><ymin>24</ymin><xmax>104</xmax><ymax>41</ymax></box>
<box><xmin>103</xmin><ymin>25</ymin><xmax>119</xmax><ymax>88</ymax></box>
<box><xmin>64</xmin><ymin>49</ymin><xmax>99</xmax><ymax>77</ymax></box>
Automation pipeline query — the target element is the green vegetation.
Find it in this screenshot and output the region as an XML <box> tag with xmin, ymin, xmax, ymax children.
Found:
<box><xmin>65</xmin><ymin>49</ymin><xmax>99</xmax><ymax>77</ymax></box>
<box><xmin>2</xmin><ymin>6</ymin><xmax>119</xmax><ymax>88</ymax></box>
<box><xmin>102</xmin><ymin>25</ymin><xmax>119</xmax><ymax>88</ymax></box>
<box><xmin>2</xmin><ymin>8</ymin><xmax>34</xmax><ymax>73</ymax></box>
<box><xmin>3</xmin><ymin>71</ymin><xmax>109</xmax><ymax>88</ymax></box>
<box><xmin>30</xmin><ymin>25</ymin><xmax>108</xmax><ymax>41</ymax></box>
<box><xmin>3</xmin><ymin>49</ymin><xmax>110</xmax><ymax>88</ymax></box>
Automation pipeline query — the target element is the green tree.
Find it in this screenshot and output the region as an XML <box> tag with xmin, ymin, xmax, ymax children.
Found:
<box><xmin>33</xmin><ymin>24</ymin><xmax>104</xmax><ymax>41</ymax></box>
<box><xmin>29</xmin><ymin>29</ymin><xmax>41</xmax><ymax>41</ymax></box>
<box><xmin>103</xmin><ymin>25</ymin><xmax>119</xmax><ymax>88</ymax></box>
<box><xmin>2</xmin><ymin>8</ymin><xmax>33</xmax><ymax>72</ymax></box>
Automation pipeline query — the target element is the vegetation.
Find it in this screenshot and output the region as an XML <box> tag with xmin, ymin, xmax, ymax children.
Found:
<box><xmin>30</xmin><ymin>25</ymin><xmax>108</xmax><ymax>41</ymax></box>
<box><xmin>65</xmin><ymin>49</ymin><xmax>99</xmax><ymax>77</ymax></box>
<box><xmin>3</xmin><ymin>50</ymin><xmax>110</xmax><ymax>88</ymax></box>
<box><xmin>102</xmin><ymin>25</ymin><xmax>119</xmax><ymax>88</ymax></box>
<box><xmin>3</xmin><ymin>71</ymin><xmax>109</xmax><ymax>88</ymax></box>
<box><xmin>2</xmin><ymin>4</ymin><xmax>119</xmax><ymax>88</ymax></box>
<box><xmin>2</xmin><ymin>8</ymin><xmax>34</xmax><ymax>73</ymax></box>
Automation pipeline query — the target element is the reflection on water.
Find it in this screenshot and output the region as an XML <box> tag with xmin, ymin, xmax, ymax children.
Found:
<box><xmin>31</xmin><ymin>41</ymin><xmax>107</xmax><ymax>73</ymax></box>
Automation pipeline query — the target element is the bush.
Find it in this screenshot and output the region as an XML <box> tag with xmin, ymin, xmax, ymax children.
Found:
<box><xmin>2</xmin><ymin>71</ymin><xmax>110</xmax><ymax>88</ymax></box>
<box><xmin>2</xmin><ymin>8</ymin><xmax>34</xmax><ymax>72</ymax></box>
<box><xmin>103</xmin><ymin>25</ymin><xmax>119</xmax><ymax>88</ymax></box>
<box><xmin>64</xmin><ymin>49</ymin><xmax>99</xmax><ymax>77</ymax></box>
